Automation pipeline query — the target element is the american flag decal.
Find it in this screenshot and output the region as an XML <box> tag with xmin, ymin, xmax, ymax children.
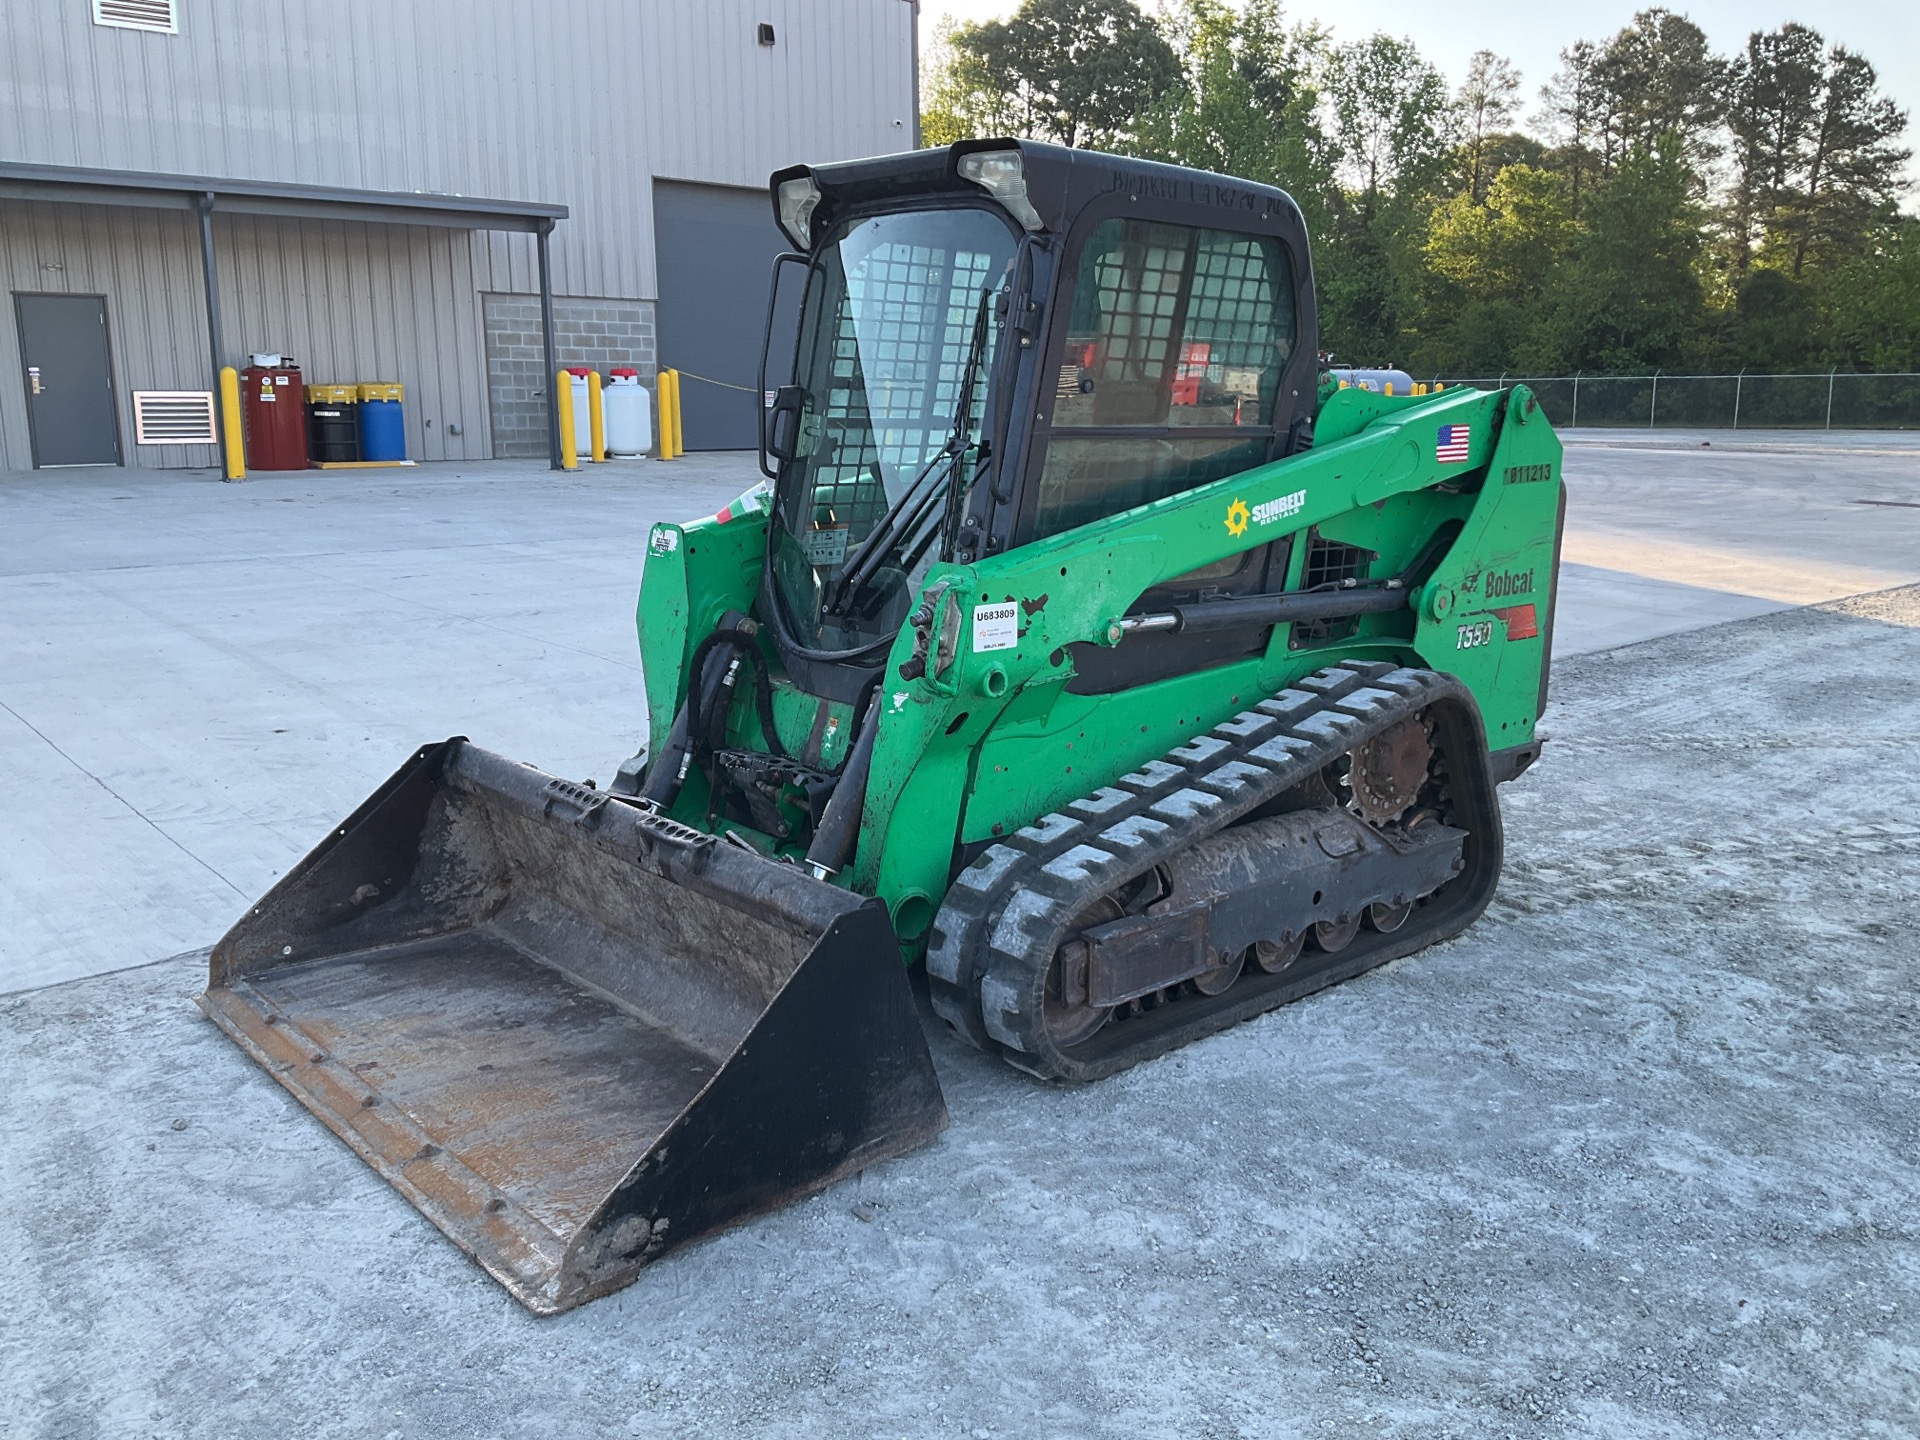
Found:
<box><xmin>1436</xmin><ymin>424</ymin><xmax>1470</xmax><ymax>462</ymax></box>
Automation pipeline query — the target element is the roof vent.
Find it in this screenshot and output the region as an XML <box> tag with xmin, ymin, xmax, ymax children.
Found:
<box><xmin>133</xmin><ymin>391</ymin><xmax>217</xmax><ymax>445</ymax></box>
<box><xmin>92</xmin><ymin>0</ymin><xmax>178</xmax><ymax>34</ymax></box>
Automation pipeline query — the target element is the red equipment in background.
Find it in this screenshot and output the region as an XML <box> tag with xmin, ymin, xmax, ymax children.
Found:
<box><xmin>241</xmin><ymin>359</ymin><xmax>309</xmax><ymax>470</ymax></box>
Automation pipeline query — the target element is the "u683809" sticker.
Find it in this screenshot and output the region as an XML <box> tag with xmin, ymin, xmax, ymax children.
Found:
<box><xmin>1456</xmin><ymin>621</ymin><xmax>1493</xmax><ymax>649</ymax></box>
<box><xmin>973</xmin><ymin>601</ymin><xmax>1019</xmax><ymax>652</ymax></box>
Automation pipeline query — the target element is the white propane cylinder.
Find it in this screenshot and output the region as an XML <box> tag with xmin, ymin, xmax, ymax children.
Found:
<box><xmin>566</xmin><ymin>369</ymin><xmax>594</xmax><ymax>457</ymax></box>
<box><xmin>603</xmin><ymin>368</ymin><xmax>653</xmax><ymax>457</ymax></box>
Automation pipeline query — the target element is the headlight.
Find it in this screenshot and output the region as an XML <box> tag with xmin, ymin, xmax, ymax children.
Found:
<box><xmin>957</xmin><ymin>149</ymin><xmax>1043</xmax><ymax>231</ymax></box>
<box><xmin>776</xmin><ymin>175</ymin><xmax>822</xmax><ymax>249</ymax></box>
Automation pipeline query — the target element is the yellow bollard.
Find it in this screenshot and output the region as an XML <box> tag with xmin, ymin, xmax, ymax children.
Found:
<box><xmin>658</xmin><ymin>369</ymin><xmax>682</xmax><ymax>460</ymax></box>
<box><xmin>671</xmin><ymin>370</ymin><xmax>685</xmax><ymax>459</ymax></box>
<box><xmin>1435</xmin><ymin>382</ymin><xmax>1445</xmax><ymax>392</ymax></box>
<box><xmin>218</xmin><ymin>366</ymin><xmax>246</xmax><ymax>481</ymax></box>
<box><xmin>588</xmin><ymin>370</ymin><xmax>606</xmax><ymax>463</ymax></box>
<box><xmin>654</xmin><ymin>370</ymin><xmax>669</xmax><ymax>459</ymax></box>
<box><xmin>556</xmin><ymin>369</ymin><xmax>579</xmax><ymax>471</ymax></box>
<box><xmin>1337</xmin><ymin>379</ymin><xmax>1349</xmax><ymax>390</ymax></box>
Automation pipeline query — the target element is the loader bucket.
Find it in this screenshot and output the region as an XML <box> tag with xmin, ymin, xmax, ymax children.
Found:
<box><xmin>199</xmin><ymin>740</ymin><xmax>947</xmax><ymax>1315</ymax></box>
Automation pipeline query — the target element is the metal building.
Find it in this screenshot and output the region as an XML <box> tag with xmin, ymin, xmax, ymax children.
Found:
<box><xmin>0</xmin><ymin>0</ymin><xmax>917</xmax><ymax>470</ymax></box>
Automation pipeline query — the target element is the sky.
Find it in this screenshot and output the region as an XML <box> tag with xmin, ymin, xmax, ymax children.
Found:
<box><xmin>919</xmin><ymin>0</ymin><xmax>1919</xmax><ymax>190</ymax></box>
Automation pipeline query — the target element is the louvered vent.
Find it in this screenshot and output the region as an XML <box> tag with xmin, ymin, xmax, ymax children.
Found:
<box><xmin>92</xmin><ymin>0</ymin><xmax>178</xmax><ymax>34</ymax></box>
<box><xmin>133</xmin><ymin>391</ymin><xmax>217</xmax><ymax>444</ymax></box>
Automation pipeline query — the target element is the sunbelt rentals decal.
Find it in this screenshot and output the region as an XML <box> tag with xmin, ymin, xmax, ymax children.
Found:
<box><xmin>1224</xmin><ymin>488</ymin><xmax>1307</xmax><ymax>537</ymax></box>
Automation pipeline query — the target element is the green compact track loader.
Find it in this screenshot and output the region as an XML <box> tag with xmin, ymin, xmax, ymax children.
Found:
<box><xmin>202</xmin><ymin>141</ymin><xmax>1565</xmax><ymax>1314</ymax></box>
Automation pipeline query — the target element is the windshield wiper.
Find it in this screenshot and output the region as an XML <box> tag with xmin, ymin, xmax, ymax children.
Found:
<box><xmin>825</xmin><ymin>283</ymin><xmax>997</xmax><ymax>614</ymax></box>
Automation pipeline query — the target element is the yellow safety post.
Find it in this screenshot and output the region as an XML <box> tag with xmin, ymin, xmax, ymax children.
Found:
<box><xmin>556</xmin><ymin>369</ymin><xmax>579</xmax><ymax>471</ymax></box>
<box><xmin>218</xmin><ymin>366</ymin><xmax>246</xmax><ymax>480</ymax></box>
<box><xmin>1435</xmin><ymin>382</ymin><xmax>1446</xmax><ymax>392</ymax></box>
<box><xmin>672</xmin><ymin>370</ymin><xmax>685</xmax><ymax>458</ymax></box>
<box><xmin>588</xmin><ymin>370</ymin><xmax>606</xmax><ymax>463</ymax></box>
<box><xmin>1337</xmin><ymin>379</ymin><xmax>1349</xmax><ymax>390</ymax></box>
<box><xmin>655</xmin><ymin>370</ymin><xmax>671</xmax><ymax>459</ymax></box>
<box><xmin>658</xmin><ymin>369</ymin><xmax>682</xmax><ymax>460</ymax></box>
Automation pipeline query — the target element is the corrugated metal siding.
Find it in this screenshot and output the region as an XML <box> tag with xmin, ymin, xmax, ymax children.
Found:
<box><xmin>1</xmin><ymin>0</ymin><xmax>918</xmax><ymax>301</ymax></box>
<box><xmin>0</xmin><ymin>0</ymin><xmax>915</xmax><ymax>468</ymax></box>
<box><xmin>214</xmin><ymin>213</ymin><xmax>490</xmax><ymax>464</ymax></box>
<box><xmin>0</xmin><ymin>198</ymin><xmax>490</xmax><ymax>469</ymax></box>
<box><xmin>0</xmin><ymin>199</ymin><xmax>215</xmax><ymax>469</ymax></box>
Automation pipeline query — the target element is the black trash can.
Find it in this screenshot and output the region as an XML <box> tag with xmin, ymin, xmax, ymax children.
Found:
<box><xmin>305</xmin><ymin>383</ymin><xmax>360</xmax><ymax>464</ymax></box>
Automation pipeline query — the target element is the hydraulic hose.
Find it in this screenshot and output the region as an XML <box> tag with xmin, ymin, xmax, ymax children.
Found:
<box><xmin>638</xmin><ymin>619</ymin><xmax>785</xmax><ymax>810</ymax></box>
<box><xmin>803</xmin><ymin>690</ymin><xmax>882</xmax><ymax>879</ymax></box>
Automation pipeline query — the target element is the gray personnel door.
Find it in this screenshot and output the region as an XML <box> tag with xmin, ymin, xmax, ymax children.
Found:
<box><xmin>653</xmin><ymin>181</ymin><xmax>792</xmax><ymax>451</ymax></box>
<box><xmin>15</xmin><ymin>293</ymin><xmax>121</xmax><ymax>467</ymax></box>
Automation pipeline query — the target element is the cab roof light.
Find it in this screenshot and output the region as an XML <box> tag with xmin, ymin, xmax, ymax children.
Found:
<box><xmin>777</xmin><ymin>175</ymin><xmax>822</xmax><ymax>249</ymax></box>
<box><xmin>957</xmin><ymin>149</ymin><xmax>1043</xmax><ymax>231</ymax></box>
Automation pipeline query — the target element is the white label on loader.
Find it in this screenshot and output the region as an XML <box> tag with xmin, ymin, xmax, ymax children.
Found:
<box><xmin>1253</xmin><ymin>488</ymin><xmax>1307</xmax><ymax>525</ymax></box>
<box><xmin>973</xmin><ymin>602</ymin><xmax>1019</xmax><ymax>652</ymax></box>
<box><xmin>803</xmin><ymin>526</ymin><xmax>848</xmax><ymax>567</ymax></box>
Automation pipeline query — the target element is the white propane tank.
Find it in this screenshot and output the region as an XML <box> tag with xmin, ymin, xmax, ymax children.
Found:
<box><xmin>566</xmin><ymin>369</ymin><xmax>594</xmax><ymax>457</ymax></box>
<box><xmin>603</xmin><ymin>367</ymin><xmax>653</xmax><ymax>457</ymax></box>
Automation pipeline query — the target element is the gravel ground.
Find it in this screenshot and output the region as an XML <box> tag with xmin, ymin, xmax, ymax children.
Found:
<box><xmin>3</xmin><ymin>587</ymin><xmax>1917</xmax><ymax>1439</ymax></box>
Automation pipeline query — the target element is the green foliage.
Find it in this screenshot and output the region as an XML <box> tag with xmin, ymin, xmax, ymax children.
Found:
<box><xmin>1418</xmin><ymin>166</ymin><xmax>1576</xmax><ymax>371</ymax></box>
<box><xmin>1320</xmin><ymin>34</ymin><xmax>1455</xmax><ymax>200</ymax></box>
<box><xmin>1824</xmin><ymin>221</ymin><xmax>1920</xmax><ymax>371</ymax></box>
<box><xmin>1125</xmin><ymin>0</ymin><xmax>1332</xmax><ymax>237</ymax></box>
<box><xmin>1459</xmin><ymin>50</ymin><xmax>1523</xmax><ymax>204</ymax></box>
<box><xmin>921</xmin><ymin>19</ymin><xmax>1020</xmax><ymax>147</ymax></box>
<box><xmin>943</xmin><ymin>0</ymin><xmax>1182</xmax><ymax>149</ymax></box>
<box><xmin>916</xmin><ymin>0</ymin><xmax>1913</xmax><ymax>374</ymax></box>
<box><xmin>1545</xmin><ymin>139</ymin><xmax>1709</xmax><ymax>370</ymax></box>
<box><xmin>1726</xmin><ymin>28</ymin><xmax>1910</xmax><ymax>279</ymax></box>
<box><xmin>1730</xmin><ymin>270</ymin><xmax>1820</xmax><ymax>369</ymax></box>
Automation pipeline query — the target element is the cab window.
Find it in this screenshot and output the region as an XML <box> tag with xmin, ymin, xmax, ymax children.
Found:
<box><xmin>1033</xmin><ymin>218</ymin><xmax>1296</xmax><ymax>540</ymax></box>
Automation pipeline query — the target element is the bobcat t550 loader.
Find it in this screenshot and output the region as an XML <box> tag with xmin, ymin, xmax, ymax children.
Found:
<box><xmin>201</xmin><ymin>141</ymin><xmax>1564</xmax><ymax>1313</ymax></box>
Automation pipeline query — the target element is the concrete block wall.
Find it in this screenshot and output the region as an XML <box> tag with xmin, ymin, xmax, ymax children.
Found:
<box><xmin>483</xmin><ymin>294</ymin><xmax>656</xmax><ymax>458</ymax></box>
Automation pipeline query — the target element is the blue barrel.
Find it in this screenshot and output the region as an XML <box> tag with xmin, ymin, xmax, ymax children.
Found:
<box><xmin>357</xmin><ymin>382</ymin><xmax>406</xmax><ymax>461</ymax></box>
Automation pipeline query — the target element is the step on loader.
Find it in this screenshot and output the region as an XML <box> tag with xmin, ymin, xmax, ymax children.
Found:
<box><xmin>203</xmin><ymin>140</ymin><xmax>1565</xmax><ymax>1313</ymax></box>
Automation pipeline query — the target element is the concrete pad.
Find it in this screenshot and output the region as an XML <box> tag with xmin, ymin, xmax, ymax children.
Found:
<box><xmin>3</xmin><ymin>433</ymin><xmax>1915</xmax><ymax>993</ymax></box>
<box><xmin>1551</xmin><ymin>562</ymin><xmax>1786</xmax><ymax>657</ymax></box>
<box><xmin>1</xmin><ymin>458</ymin><xmax>751</xmax><ymax>993</ymax></box>
<box><xmin>4</xmin><ymin>587</ymin><xmax>1916</xmax><ymax>1437</ymax></box>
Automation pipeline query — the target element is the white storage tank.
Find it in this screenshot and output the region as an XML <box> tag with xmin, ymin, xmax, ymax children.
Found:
<box><xmin>603</xmin><ymin>368</ymin><xmax>653</xmax><ymax>457</ymax></box>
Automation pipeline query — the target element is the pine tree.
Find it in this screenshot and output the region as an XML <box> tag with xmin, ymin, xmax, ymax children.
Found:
<box><xmin>1458</xmin><ymin>51</ymin><xmax>1523</xmax><ymax>205</ymax></box>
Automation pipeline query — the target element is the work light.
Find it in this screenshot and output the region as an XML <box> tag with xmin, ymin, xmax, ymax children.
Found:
<box><xmin>776</xmin><ymin>175</ymin><xmax>822</xmax><ymax>248</ymax></box>
<box><xmin>957</xmin><ymin>149</ymin><xmax>1042</xmax><ymax>230</ymax></box>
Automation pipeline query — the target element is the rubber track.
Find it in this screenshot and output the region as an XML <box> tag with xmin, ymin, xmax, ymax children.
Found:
<box><xmin>927</xmin><ymin>661</ymin><xmax>1505</xmax><ymax>1082</ymax></box>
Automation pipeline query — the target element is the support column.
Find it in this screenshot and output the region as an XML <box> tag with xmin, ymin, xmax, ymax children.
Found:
<box><xmin>194</xmin><ymin>192</ymin><xmax>232</xmax><ymax>471</ymax></box>
<box><xmin>537</xmin><ymin>219</ymin><xmax>563</xmax><ymax>470</ymax></box>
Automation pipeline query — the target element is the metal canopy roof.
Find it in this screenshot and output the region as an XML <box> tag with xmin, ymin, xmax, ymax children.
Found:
<box><xmin>0</xmin><ymin>160</ymin><xmax>567</xmax><ymax>232</ymax></box>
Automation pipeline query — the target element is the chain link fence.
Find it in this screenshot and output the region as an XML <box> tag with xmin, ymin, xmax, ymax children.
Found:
<box><xmin>1429</xmin><ymin>372</ymin><xmax>1920</xmax><ymax>430</ymax></box>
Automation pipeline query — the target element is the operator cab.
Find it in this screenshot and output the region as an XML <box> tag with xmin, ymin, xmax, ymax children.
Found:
<box><xmin>757</xmin><ymin>140</ymin><xmax>1320</xmax><ymax>701</ymax></box>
